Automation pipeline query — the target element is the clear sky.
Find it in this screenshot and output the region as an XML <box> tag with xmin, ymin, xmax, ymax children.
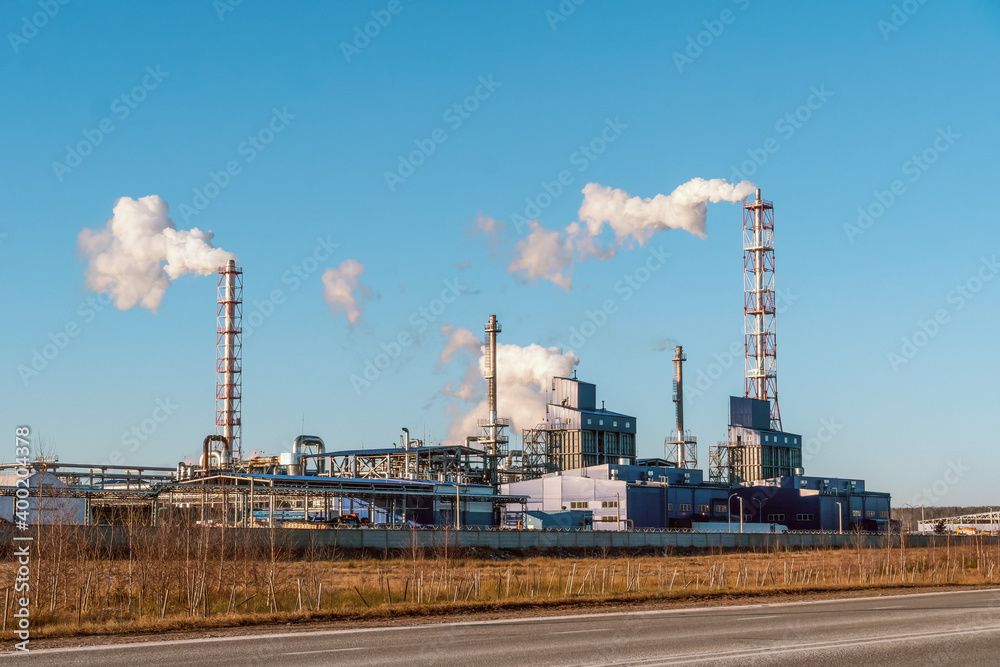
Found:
<box><xmin>2</xmin><ymin>1</ymin><xmax>997</xmax><ymax>507</ymax></box>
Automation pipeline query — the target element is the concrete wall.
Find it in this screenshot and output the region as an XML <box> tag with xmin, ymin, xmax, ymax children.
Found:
<box><xmin>0</xmin><ymin>524</ymin><xmax>983</xmax><ymax>556</ymax></box>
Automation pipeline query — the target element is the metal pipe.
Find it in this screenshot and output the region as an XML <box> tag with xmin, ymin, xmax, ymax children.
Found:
<box><xmin>485</xmin><ymin>315</ymin><xmax>500</xmax><ymax>451</ymax></box>
<box><xmin>202</xmin><ymin>434</ymin><xmax>228</xmax><ymax>475</ymax></box>
<box><xmin>673</xmin><ymin>346</ymin><xmax>686</xmax><ymax>467</ymax></box>
<box><xmin>402</xmin><ymin>427</ymin><xmax>410</xmax><ymax>477</ymax></box>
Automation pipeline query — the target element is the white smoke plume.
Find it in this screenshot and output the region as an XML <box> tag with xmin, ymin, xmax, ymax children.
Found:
<box><xmin>322</xmin><ymin>259</ymin><xmax>372</xmax><ymax>325</ymax></box>
<box><xmin>439</xmin><ymin>324</ymin><xmax>481</xmax><ymax>367</ymax></box>
<box><xmin>78</xmin><ymin>195</ymin><xmax>235</xmax><ymax>311</ymax></box>
<box><xmin>509</xmin><ymin>177</ymin><xmax>756</xmax><ymax>289</ymax></box>
<box><xmin>439</xmin><ymin>326</ymin><xmax>579</xmax><ymax>442</ymax></box>
<box><xmin>508</xmin><ymin>221</ymin><xmax>574</xmax><ymax>291</ymax></box>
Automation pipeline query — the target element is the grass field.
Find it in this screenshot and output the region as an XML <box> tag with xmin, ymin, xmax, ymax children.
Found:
<box><xmin>3</xmin><ymin>523</ymin><xmax>1000</xmax><ymax>640</ymax></box>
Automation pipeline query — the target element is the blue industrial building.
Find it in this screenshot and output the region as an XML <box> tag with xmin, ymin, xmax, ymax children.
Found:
<box><xmin>504</xmin><ymin>393</ymin><xmax>892</xmax><ymax>533</ymax></box>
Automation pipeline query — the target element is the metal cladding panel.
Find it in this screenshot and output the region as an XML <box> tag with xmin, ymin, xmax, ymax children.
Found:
<box><xmin>730</xmin><ymin>396</ymin><xmax>771</xmax><ymax>430</ymax></box>
<box><xmin>627</xmin><ymin>486</ymin><xmax>667</xmax><ymax>529</ymax></box>
<box><xmin>552</xmin><ymin>377</ymin><xmax>597</xmax><ymax>410</ymax></box>
<box><xmin>577</xmin><ymin>383</ymin><xmax>597</xmax><ymax>410</ymax></box>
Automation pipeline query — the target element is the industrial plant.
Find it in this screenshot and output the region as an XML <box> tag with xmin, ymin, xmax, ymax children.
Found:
<box><xmin>2</xmin><ymin>190</ymin><xmax>892</xmax><ymax>534</ymax></box>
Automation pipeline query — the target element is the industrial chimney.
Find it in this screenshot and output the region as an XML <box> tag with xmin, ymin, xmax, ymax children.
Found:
<box><xmin>664</xmin><ymin>345</ymin><xmax>696</xmax><ymax>468</ymax></box>
<box><xmin>742</xmin><ymin>188</ymin><xmax>781</xmax><ymax>430</ymax></box>
<box><xmin>216</xmin><ymin>259</ymin><xmax>243</xmax><ymax>462</ymax></box>
<box><xmin>478</xmin><ymin>315</ymin><xmax>509</xmax><ymax>482</ymax></box>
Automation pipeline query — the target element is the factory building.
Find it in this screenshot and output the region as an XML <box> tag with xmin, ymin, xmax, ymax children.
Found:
<box><xmin>542</xmin><ymin>376</ymin><xmax>637</xmax><ymax>471</ymax></box>
<box><xmin>502</xmin><ymin>464</ymin><xmax>732</xmax><ymax>531</ymax></box>
<box><xmin>734</xmin><ymin>476</ymin><xmax>892</xmax><ymax>532</ymax></box>
<box><xmin>710</xmin><ymin>397</ymin><xmax>804</xmax><ymax>484</ymax></box>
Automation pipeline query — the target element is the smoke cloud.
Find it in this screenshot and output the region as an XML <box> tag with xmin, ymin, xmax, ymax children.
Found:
<box><xmin>439</xmin><ymin>326</ymin><xmax>579</xmax><ymax>442</ymax></box>
<box><xmin>322</xmin><ymin>259</ymin><xmax>372</xmax><ymax>325</ymax></box>
<box><xmin>509</xmin><ymin>178</ymin><xmax>756</xmax><ymax>289</ymax></box>
<box><xmin>78</xmin><ymin>195</ymin><xmax>235</xmax><ymax>311</ymax></box>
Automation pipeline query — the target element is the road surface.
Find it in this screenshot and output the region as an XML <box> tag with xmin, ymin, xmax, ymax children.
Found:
<box><xmin>4</xmin><ymin>588</ymin><xmax>1000</xmax><ymax>665</ymax></box>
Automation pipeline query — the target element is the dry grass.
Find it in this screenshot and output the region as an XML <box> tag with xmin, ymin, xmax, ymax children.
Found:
<box><xmin>4</xmin><ymin>521</ymin><xmax>1000</xmax><ymax>640</ymax></box>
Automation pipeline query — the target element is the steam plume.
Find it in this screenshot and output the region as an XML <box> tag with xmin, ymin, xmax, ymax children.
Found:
<box><xmin>322</xmin><ymin>259</ymin><xmax>372</xmax><ymax>325</ymax></box>
<box><xmin>78</xmin><ymin>195</ymin><xmax>235</xmax><ymax>311</ymax></box>
<box><xmin>440</xmin><ymin>326</ymin><xmax>579</xmax><ymax>441</ymax></box>
<box><xmin>509</xmin><ymin>178</ymin><xmax>755</xmax><ymax>289</ymax></box>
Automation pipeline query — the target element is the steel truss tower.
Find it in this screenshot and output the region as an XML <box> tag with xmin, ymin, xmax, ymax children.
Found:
<box><xmin>216</xmin><ymin>259</ymin><xmax>243</xmax><ymax>461</ymax></box>
<box><xmin>743</xmin><ymin>189</ymin><xmax>781</xmax><ymax>431</ymax></box>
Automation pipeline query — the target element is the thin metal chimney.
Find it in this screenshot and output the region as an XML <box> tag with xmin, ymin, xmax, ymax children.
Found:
<box><xmin>485</xmin><ymin>314</ymin><xmax>500</xmax><ymax>449</ymax></box>
<box><xmin>673</xmin><ymin>345</ymin><xmax>686</xmax><ymax>468</ymax></box>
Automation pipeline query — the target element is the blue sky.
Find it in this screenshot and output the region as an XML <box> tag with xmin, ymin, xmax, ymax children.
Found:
<box><xmin>1</xmin><ymin>1</ymin><xmax>997</xmax><ymax>506</ymax></box>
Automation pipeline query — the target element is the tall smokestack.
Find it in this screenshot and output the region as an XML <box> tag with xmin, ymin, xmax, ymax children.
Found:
<box><xmin>216</xmin><ymin>259</ymin><xmax>243</xmax><ymax>461</ymax></box>
<box><xmin>673</xmin><ymin>345</ymin><xmax>686</xmax><ymax>467</ymax></box>
<box><xmin>743</xmin><ymin>188</ymin><xmax>781</xmax><ymax>430</ymax></box>
<box><xmin>485</xmin><ymin>314</ymin><xmax>501</xmax><ymax>449</ymax></box>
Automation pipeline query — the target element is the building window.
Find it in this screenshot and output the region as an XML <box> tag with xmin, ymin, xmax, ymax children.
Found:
<box><xmin>599</xmin><ymin>516</ymin><xmax>618</xmax><ymax>523</ymax></box>
<box><xmin>587</xmin><ymin>418</ymin><xmax>592</xmax><ymax>425</ymax></box>
<box><xmin>767</xmin><ymin>514</ymin><xmax>785</xmax><ymax>522</ymax></box>
<box><xmin>667</xmin><ymin>504</ymin><xmax>673</xmax><ymax>511</ymax></box>
<box><xmin>715</xmin><ymin>504</ymin><xmax>728</xmax><ymax>513</ymax></box>
<box><xmin>601</xmin><ymin>500</ymin><xmax>618</xmax><ymax>509</ymax></box>
<box><xmin>613</xmin><ymin>421</ymin><xmax>618</xmax><ymax>427</ymax></box>
<box><xmin>794</xmin><ymin>438</ymin><xmax>798</xmax><ymax>445</ymax></box>
<box><xmin>880</xmin><ymin>511</ymin><xmax>888</xmax><ymax>518</ymax></box>
<box><xmin>599</xmin><ymin>419</ymin><xmax>604</xmax><ymax>426</ymax></box>
<box><xmin>852</xmin><ymin>510</ymin><xmax>861</xmax><ymax>517</ymax></box>
<box><xmin>866</xmin><ymin>510</ymin><xmax>875</xmax><ymax>518</ymax></box>
<box><xmin>764</xmin><ymin>435</ymin><xmax>769</xmax><ymax>442</ymax></box>
<box><xmin>796</xmin><ymin>513</ymin><xmax>815</xmax><ymax>521</ymax></box>
<box><xmin>784</xmin><ymin>437</ymin><xmax>788</xmax><ymax>444</ymax></box>
<box><xmin>697</xmin><ymin>504</ymin><xmax>710</xmax><ymax>513</ymax></box>
<box><xmin>570</xmin><ymin>501</ymin><xmax>588</xmax><ymax>509</ymax></box>
<box><xmin>626</xmin><ymin>422</ymin><xmax>631</xmax><ymax>428</ymax></box>
<box><xmin>679</xmin><ymin>504</ymin><xmax>692</xmax><ymax>512</ymax></box>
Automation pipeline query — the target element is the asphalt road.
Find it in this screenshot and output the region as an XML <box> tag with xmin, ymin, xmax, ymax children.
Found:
<box><xmin>4</xmin><ymin>589</ymin><xmax>1000</xmax><ymax>666</ymax></box>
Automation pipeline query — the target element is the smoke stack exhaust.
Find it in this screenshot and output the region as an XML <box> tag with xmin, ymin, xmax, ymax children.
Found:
<box><xmin>673</xmin><ymin>345</ymin><xmax>686</xmax><ymax>467</ymax></box>
<box><xmin>216</xmin><ymin>259</ymin><xmax>243</xmax><ymax>462</ymax></box>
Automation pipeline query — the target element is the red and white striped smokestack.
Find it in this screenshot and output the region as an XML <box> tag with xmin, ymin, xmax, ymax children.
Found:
<box><xmin>216</xmin><ymin>259</ymin><xmax>243</xmax><ymax>461</ymax></box>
